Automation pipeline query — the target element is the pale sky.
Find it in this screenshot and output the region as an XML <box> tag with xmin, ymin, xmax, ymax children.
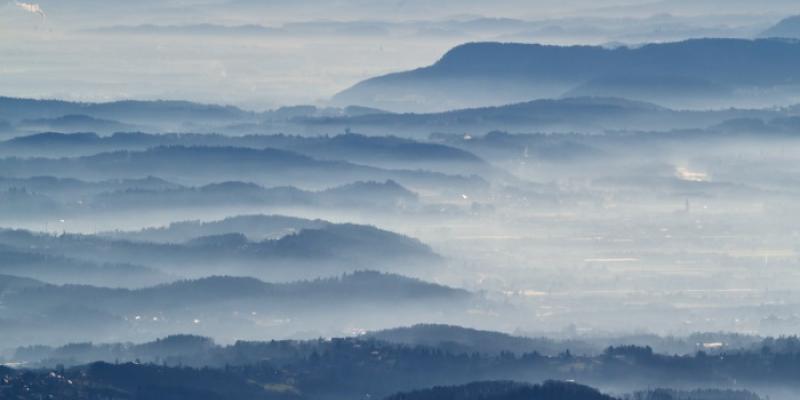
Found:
<box><xmin>1</xmin><ymin>0</ymin><xmax>797</xmax><ymax>110</ymax></box>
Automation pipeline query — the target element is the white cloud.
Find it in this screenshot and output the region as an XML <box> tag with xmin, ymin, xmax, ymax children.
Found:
<box><xmin>14</xmin><ymin>1</ymin><xmax>46</xmax><ymax>20</ymax></box>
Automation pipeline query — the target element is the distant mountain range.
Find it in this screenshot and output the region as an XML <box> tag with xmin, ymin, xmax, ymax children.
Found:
<box><xmin>334</xmin><ymin>38</ymin><xmax>800</xmax><ymax>111</ymax></box>
<box><xmin>0</xmin><ymin>145</ymin><xmax>487</xmax><ymax>191</ymax></box>
<box><xmin>2</xmin><ymin>92</ymin><xmax>799</xmax><ymax>139</ymax></box>
<box><xmin>0</xmin><ymin>97</ymin><xmax>255</xmax><ymax>130</ymax></box>
<box><xmin>0</xmin><ymin>97</ymin><xmax>391</xmax><ymax>136</ymax></box>
<box><xmin>90</xmin><ymin>23</ymin><xmax>284</xmax><ymax>36</ymax></box>
<box><xmin>0</xmin><ymin>132</ymin><xmax>487</xmax><ymax>174</ymax></box>
<box><xmin>305</xmin><ymin>96</ymin><xmax>792</xmax><ymax>134</ymax></box>
<box><xmin>82</xmin><ymin>13</ymin><xmax>773</xmax><ymax>45</ymax></box>
<box><xmin>760</xmin><ymin>16</ymin><xmax>800</xmax><ymax>39</ymax></box>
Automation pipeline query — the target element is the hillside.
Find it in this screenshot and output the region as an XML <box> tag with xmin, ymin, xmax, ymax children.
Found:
<box><xmin>0</xmin><ymin>245</ymin><xmax>167</xmax><ymax>287</ymax></box>
<box><xmin>0</xmin><ymin>223</ymin><xmax>439</xmax><ymax>278</ymax></box>
<box><xmin>102</xmin><ymin>215</ymin><xmax>330</xmax><ymax>243</ymax></box>
<box><xmin>0</xmin><ymin>145</ymin><xmax>486</xmax><ymax>191</ymax></box>
<box><xmin>0</xmin><ymin>97</ymin><xmax>254</xmax><ymax>126</ymax></box>
<box><xmin>368</xmin><ymin>324</ymin><xmax>580</xmax><ymax>356</ymax></box>
<box><xmin>305</xmin><ymin>97</ymin><xmax>785</xmax><ymax>134</ymax></box>
<box><xmin>333</xmin><ymin>39</ymin><xmax>800</xmax><ymax>112</ymax></box>
<box><xmin>5</xmin><ymin>271</ymin><xmax>469</xmax><ymax>314</ymax></box>
<box><xmin>760</xmin><ymin>16</ymin><xmax>800</xmax><ymax>39</ymax></box>
<box><xmin>386</xmin><ymin>381</ymin><xmax>615</xmax><ymax>400</ymax></box>
<box><xmin>0</xmin><ymin>132</ymin><xmax>484</xmax><ymax>166</ymax></box>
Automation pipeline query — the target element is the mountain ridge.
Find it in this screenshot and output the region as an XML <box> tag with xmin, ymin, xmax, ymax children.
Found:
<box><xmin>334</xmin><ymin>38</ymin><xmax>800</xmax><ymax>112</ymax></box>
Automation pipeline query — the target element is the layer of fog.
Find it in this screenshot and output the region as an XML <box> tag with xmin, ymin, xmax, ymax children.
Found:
<box><xmin>1</xmin><ymin>127</ymin><xmax>800</xmax><ymax>342</ymax></box>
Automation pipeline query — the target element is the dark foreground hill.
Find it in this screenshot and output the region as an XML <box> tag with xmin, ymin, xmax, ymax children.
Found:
<box><xmin>387</xmin><ymin>381</ymin><xmax>615</xmax><ymax>400</ymax></box>
<box><xmin>0</xmin><ymin>363</ymin><xmax>615</xmax><ymax>400</ymax></box>
<box><xmin>4</xmin><ymin>333</ymin><xmax>783</xmax><ymax>400</ymax></box>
